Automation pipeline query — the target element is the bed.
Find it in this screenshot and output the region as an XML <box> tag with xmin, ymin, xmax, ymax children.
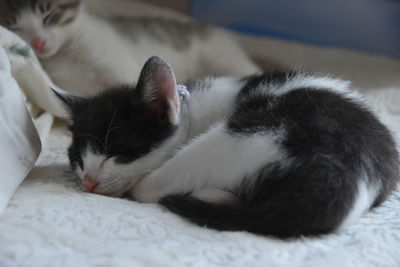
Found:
<box><xmin>1</xmin><ymin>1</ymin><xmax>400</xmax><ymax>266</ymax></box>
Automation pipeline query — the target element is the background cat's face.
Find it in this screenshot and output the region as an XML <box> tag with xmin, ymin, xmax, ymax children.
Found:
<box><xmin>0</xmin><ymin>0</ymin><xmax>81</xmax><ymax>58</ymax></box>
<box><xmin>56</xmin><ymin>57</ymin><xmax>181</xmax><ymax>196</ymax></box>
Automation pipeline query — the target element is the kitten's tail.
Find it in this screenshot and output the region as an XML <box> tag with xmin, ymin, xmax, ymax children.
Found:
<box><xmin>159</xmin><ymin>195</ymin><xmax>336</xmax><ymax>238</ymax></box>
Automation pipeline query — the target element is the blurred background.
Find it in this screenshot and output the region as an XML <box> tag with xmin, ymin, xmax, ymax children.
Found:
<box><xmin>95</xmin><ymin>0</ymin><xmax>400</xmax><ymax>90</ymax></box>
<box><xmin>141</xmin><ymin>0</ymin><xmax>400</xmax><ymax>60</ymax></box>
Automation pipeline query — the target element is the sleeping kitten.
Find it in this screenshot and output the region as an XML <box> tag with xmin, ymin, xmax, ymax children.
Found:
<box><xmin>0</xmin><ymin>0</ymin><xmax>259</xmax><ymax>96</ymax></box>
<box><xmin>55</xmin><ymin>57</ymin><xmax>399</xmax><ymax>238</ymax></box>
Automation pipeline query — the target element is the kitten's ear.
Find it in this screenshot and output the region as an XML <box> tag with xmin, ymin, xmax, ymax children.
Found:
<box><xmin>52</xmin><ymin>88</ymin><xmax>87</xmax><ymax>116</ymax></box>
<box><xmin>136</xmin><ymin>56</ymin><xmax>180</xmax><ymax>124</ymax></box>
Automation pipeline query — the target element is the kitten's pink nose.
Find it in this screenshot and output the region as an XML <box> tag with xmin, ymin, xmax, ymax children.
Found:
<box><xmin>83</xmin><ymin>174</ymin><xmax>99</xmax><ymax>193</ymax></box>
<box><xmin>31</xmin><ymin>37</ymin><xmax>46</xmax><ymax>52</ymax></box>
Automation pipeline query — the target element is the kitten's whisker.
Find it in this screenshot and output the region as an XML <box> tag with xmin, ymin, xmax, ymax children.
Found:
<box><xmin>104</xmin><ymin>108</ymin><xmax>119</xmax><ymax>154</ymax></box>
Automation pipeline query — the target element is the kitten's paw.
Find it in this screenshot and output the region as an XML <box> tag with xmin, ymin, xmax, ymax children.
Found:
<box><xmin>130</xmin><ymin>179</ymin><xmax>162</xmax><ymax>203</ymax></box>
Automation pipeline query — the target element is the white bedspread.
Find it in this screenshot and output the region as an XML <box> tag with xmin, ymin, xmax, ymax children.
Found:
<box><xmin>0</xmin><ymin>88</ymin><xmax>399</xmax><ymax>267</ymax></box>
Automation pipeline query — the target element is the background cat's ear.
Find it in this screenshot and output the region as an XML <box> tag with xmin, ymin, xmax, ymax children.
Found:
<box><xmin>136</xmin><ymin>56</ymin><xmax>180</xmax><ymax>124</ymax></box>
<box><xmin>52</xmin><ymin>88</ymin><xmax>87</xmax><ymax>116</ymax></box>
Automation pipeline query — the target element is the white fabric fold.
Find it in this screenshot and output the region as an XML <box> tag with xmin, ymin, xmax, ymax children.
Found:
<box><xmin>0</xmin><ymin>47</ymin><xmax>41</xmax><ymax>214</ymax></box>
<box><xmin>0</xmin><ymin>26</ymin><xmax>67</xmax><ymax>215</ymax></box>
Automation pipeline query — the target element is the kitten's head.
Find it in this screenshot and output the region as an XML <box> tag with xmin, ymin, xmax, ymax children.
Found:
<box><xmin>0</xmin><ymin>0</ymin><xmax>82</xmax><ymax>58</ymax></box>
<box><xmin>55</xmin><ymin>57</ymin><xmax>182</xmax><ymax>196</ymax></box>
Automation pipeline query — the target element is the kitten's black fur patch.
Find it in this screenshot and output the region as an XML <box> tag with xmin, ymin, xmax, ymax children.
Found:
<box><xmin>160</xmin><ymin>73</ymin><xmax>400</xmax><ymax>238</ymax></box>
<box><xmin>65</xmin><ymin>86</ymin><xmax>177</xmax><ymax>170</ymax></box>
<box><xmin>238</xmin><ymin>70</ymin><xmax>296</xmax><ymax>97</ymax></box>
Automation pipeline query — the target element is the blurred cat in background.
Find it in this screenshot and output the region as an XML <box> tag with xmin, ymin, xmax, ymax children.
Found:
<box><xmin>0</xmin><ymin>0</ymin><xmax>260</xmax><ymax>96</ymax></box>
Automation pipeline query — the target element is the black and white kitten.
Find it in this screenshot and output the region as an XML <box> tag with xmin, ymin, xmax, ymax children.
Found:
<box><xmin>1</xmin><ymin>0</ymin><xmax>259</xmax><ymax>96</ymax></box>
<box><xmin>56</xmin><ymin>57</ymin><xmax>399</xmax><ymax>238</ymax></box>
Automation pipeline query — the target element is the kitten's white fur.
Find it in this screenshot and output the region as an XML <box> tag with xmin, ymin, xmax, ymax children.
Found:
<box><xmin>338</xmin><ymin>179</ymin><xmax>377</xmax><ymax>229</ymax></box>
<box><xmin>132</xmin><ymin>122</ymin><xmax>284</xmax><ymax>203</ymax></box>
<box><xmin>187</xmin><ymin>77</ymin><xmax>245</xmax><ymax>135</ymax></box>
<box><xmin>12</xmin><ymin>4</ymin><xmax>259</xmax><ymax>96</ymax></box>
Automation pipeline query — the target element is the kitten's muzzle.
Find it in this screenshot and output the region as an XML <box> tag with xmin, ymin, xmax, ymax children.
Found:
<box><xmin>83</xmin><ymin>174</ymin><xmax>99</xmax><ymax>193</ymax></box>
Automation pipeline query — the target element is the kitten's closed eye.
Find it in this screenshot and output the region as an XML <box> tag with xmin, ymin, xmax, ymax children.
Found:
<box><xmin>114</xmin><ymin>155</ymin><xmax>135</xmax><ymax>164</ymax></box>
<box><xmin>43</xmin><ymin>12</ymin><xmax>63</xmax><ymax>26</ymax></box>
<box><xmin>34</xmin><ymin>1</ymin><xmax>80</xmax><ymax>27</ymax></box>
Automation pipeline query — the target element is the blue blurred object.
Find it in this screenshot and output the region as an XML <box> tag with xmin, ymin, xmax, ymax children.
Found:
<box><xmin>192</xmin><ymin>0</ymin><xmax>400</xmax><ymax>59</ymax></box>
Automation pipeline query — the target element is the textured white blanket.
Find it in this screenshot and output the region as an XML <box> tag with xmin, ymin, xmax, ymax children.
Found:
<box><xmin>0</xmin><ymin>87</ymin><xmax>400</xmax><ymax>267</ymax></box>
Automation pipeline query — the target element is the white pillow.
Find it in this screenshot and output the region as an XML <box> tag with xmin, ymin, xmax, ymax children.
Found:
<box><xmin>0</xmin><ymin>47</ymin><xmax>41</xmax><ymax>214</ymax></box>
